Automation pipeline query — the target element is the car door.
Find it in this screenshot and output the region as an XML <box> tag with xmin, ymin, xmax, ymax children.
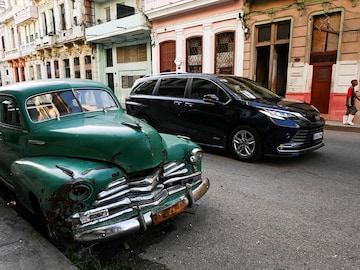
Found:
<box><xmin>178</xmin><ymin>77</ymin><xmax>232</xmax><ymax>147</ymax></box>
<box><xmin>0</xmin><ymin>96</ymin><xmax>26</xmax><ymax>188</ymax></box>
<box><xmin>151</xmin><ymin>77</ymin><xmax>189</xmax><ymax>136</ymax></box>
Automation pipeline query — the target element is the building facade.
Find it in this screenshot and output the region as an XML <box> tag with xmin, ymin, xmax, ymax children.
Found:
<box><xmin>0</xmin><ymin>0</ymin><xmax>359</xmax><ymax>121</ymax></box>
<box><xmin>85</xmin><ymin>0</ymin><xmax>152</xmax><ymax>107</ymax></box>
<box><xmin>0</xmin><ymin>0</ymin><xmax>96</xmax><ymax>85</ymax></box>
<box><xmin>243</xmin><ymin>0</ymin><xmax>360</xmax><ymax>121</ymax></box>
<box><xmin>0</xmin><ymin>0</ymin><xmax>151</xmax><ymax>107</ymax></box>
<box><xmin>144</xmin><ymin>0</ymin><xmax>247</xmax><ymax>75</ymax></box>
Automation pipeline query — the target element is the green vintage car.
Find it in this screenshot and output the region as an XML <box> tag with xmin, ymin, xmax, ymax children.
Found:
<box><xmin>0</xmin><ymin>79</ymin><xmax>209</xmax><ymax>243</ymax></box>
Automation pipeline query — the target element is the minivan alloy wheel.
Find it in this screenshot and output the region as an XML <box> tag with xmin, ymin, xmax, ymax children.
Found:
<box><xmin>229</xmin><ymin>125</ymin><xmax>262</xmax><ymax>162</ymax></box>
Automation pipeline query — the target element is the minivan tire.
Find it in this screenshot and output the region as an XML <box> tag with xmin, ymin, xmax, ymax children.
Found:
<box><xmin>228</xmin><ymin>125</ymin><xmax>263</xmax><ymax>162</ymax></box>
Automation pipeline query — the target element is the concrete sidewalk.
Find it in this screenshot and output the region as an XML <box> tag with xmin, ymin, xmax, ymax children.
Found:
<box><xmin>0</xmin><ymin>197</ymin><xmax>78</xmax><ymax>270</ymax></box>
<box><xmin>0</xmin><ymin>119</ymin><xmax>357</xmax><ymax>270</ymax></box>
<box><xmin>324</xmin><ymin>120</ymin><xmax>360</xmax><ymax>133</ymax></box>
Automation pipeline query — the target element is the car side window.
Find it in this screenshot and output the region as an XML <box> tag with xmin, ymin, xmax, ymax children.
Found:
<box><xmin>157</xmin><ymin>78</ymin><xmax>187</xmax><ymax>98</ymax></box>
<box><xmin>0</xmin><ymin>96</ymin><xmax>23</xmax><ymax>127</ymax></box>
<box><xmin>190</xmin><ymin>78</ymin><xmax>230</xmax><ymax>103</ymax></box>
<box><xmin>133</xmin><ymin>80</ymin><xmax>157</xmax><ymax>95</ymax></box>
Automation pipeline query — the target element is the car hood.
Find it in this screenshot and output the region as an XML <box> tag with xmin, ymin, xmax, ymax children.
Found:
<box><xmin>26</xmin><ymin>112</ymin><xmax>167</xmax><ymax>173</ymax></box>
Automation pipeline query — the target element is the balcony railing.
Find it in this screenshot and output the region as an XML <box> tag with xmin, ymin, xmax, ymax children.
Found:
<box><xmin>14</xmin><ymin>5</ymin><xmax>38</xmax><ymax>25</ymax></box>
<box><xmin>85</xmin><ymin>13</ymin><xmax>150</xmax><ymax>43</ymax></box>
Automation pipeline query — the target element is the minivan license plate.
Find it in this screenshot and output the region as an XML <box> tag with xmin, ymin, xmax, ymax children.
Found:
<box><xmin>313</xmin><ymin>132</ymin><xmax>323</xmax><ymax>140</ymax></box>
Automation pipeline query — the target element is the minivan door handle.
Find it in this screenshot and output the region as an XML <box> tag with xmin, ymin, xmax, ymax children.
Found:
<box><xmin>184</xmin><ymin>102</ymin><xmax>194</xmax><ymax>107</ymax></box>
<box><xmin>173</xmin><ymin>101</ymin><xmax>183</xmax><ymax>106</ymax></box>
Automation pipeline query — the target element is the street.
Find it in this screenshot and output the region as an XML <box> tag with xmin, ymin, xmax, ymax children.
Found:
<box><xmin>2</xmin><ymin>129</ymin><xmax>360</xmax><ymax>270</ymax></box>
<box><xmin>128</xmin><ymin>129</ymin><xmax>360</xmax><ymax>269</ymax></box>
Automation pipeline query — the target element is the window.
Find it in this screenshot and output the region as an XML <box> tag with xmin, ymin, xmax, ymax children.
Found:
<box><xmin>36</xmin><ymin>64</ymin><xmax>41</xmax><ymax>79</ymax></box>
<box><xmin>116</xmin><ymin>4</ymin><xmax>135</xmax><ymax>19</ymax></box>
<box><xmin>190</xmin><ymin>78</ymin><xmax>229</xmax><ymax>103</ymax></box>
<box><xmin>74</xmin><ymin>57</ymin><xmax>80</xmax><ymax>78</ymax></box>
<box><xmin>46</xmin><ymin>62</ymin><xmax>51</xmax><ymax>78</ymax></box>
<box><xmin>134</xmin><ymin>79</ymin><xmax>157</xmax><ymax>95</ymax></box>
<box><xmin>157</xmin><ymin>78</ymin><xmax>187</xmax><ymax>98</ymax></box>
<box><xmin>122</xmin><ymin>76</ymin><xmax>142</xmax><ymax>88</ymax></box>
<box><xmin>107</xmin><ymin>73</ymin><xmax>114</xmax><ymax>91</ymax></box>
<box><xmin>105</xmin><ymin>7</ymin><xmax>111</xmax><ymax>22</ymax></box>
<box><xmin>54</xmin><ymin>60</ymin><xmax>59</xmax><ymax>78</ymax></box>
<box><xmin>49</xmin><ymin>9</ymin><xmax>55</xmax><ymax>34</ymax></box>
<box><xmin>85</xmin><ymin>55</ymin><xmax>92</xmax><ymax>79</ymax></box>
<box><xmin>64</xmin><ymin>59</ymin><xmax>70</xmax><ymax>78</ymax></box>
<box><xmin>0</xmin><ymin>97</ymin><xmax>22</xmax><ymax>127</ymax></box>
<box><xmin>255</xmin><ymin>20</ymin><xmax>290</xmax><ymax>96</ymax></box>
<box><xmin>106</xmin><ymin>48</ymin><xmax>113</xmax><ymax>67</ymax></box>
<box><xmin>86</xmin><ymin>70</ymin><xmax>92</xmax><ymax>79</ymax></box>
<box><xmin>26</xmin><ymin>89</ymin><xmax>118</xmax><ymax>122</ymax></box>
<box><xmin>60</xmin><ymin>4</ymin><xmax>66</xmax><ymax>30</ymax></box>
<box><xmin>186</xmin><ymin>37</ymin><xmax>202</xmax><ymax>73</ymax></box>
<box><xmin>215</xmin><ymin>32</ymin><xmax>235</xmax><ymax>74</ymax></box>
<box><xmin>117</xmin><ymin>44</ymin><xmax>147</xmax><ymax>63</ymax></box>
<box><xmin>311</xmin><ymin>13</ymin><xmax>340</xmax><ymax>53</ymax></box>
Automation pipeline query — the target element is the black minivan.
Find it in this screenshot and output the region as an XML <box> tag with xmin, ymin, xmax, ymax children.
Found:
<box><xmin>125</xmin><ymin>73</ymin><xmax>325</xmax><ymax>162</ymax></box>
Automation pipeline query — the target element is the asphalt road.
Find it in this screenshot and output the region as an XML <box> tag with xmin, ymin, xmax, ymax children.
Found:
<box><xmin>132</xmin><ymin>129</ymin><xmax>360</xmax><ymax>270</ymax></box>
<box><xmin>2</xmin><ymin>128</ymin><xmax>360</xmax><ymax>270</ymax></box>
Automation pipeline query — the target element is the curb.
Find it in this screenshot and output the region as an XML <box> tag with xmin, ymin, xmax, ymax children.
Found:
<box><xmin>325</xmin><ymin>121</ymin><xmax>360</xmax><ymax>133</ymax></box>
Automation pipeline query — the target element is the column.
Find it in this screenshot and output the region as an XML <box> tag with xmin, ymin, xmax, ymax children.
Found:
<box><xmin>203</xmin><ymin>23</ymin><xmax>213</xmax><ymax>73</ymax></box>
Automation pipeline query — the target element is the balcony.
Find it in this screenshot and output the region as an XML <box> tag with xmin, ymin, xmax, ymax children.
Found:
<box><xmin>34</xmin><ymin>34</ymin><xmax>58</xmax><ymax>50</ymax></box>
<box><xmin>14</xmin><ymin>5</ymin><xmax>38</xmax><ymax>25</ymax></box>
<box><xmin>85</xmin><ymin>13</ymin><xmax>150</xmax><ymax>44</ymax></box>
<box><xmin>57</xmin><ymin>25</ymin><xmax>85</xmax><ymax>44</ymax></box>
<box><xmin>144</xmin><ymin>0</ymin><xmax>233</xmax><ymax>20</ymax></box>
<box><xmin>20</xmin><ymin>42</ymin><xmax>36</xmax><ymax>56</ymax></box>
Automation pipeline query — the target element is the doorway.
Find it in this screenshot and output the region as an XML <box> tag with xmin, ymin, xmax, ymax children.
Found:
<box><xmin>160</xmin><ymin>41</ymin><xmax>176</xmax><ymax>72</ymax></box>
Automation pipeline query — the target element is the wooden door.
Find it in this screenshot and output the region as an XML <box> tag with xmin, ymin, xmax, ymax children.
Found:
<box><xmin>160</xmin><ymin>41</ymin><xmax>176</xmax><ymax>72</ymax></box>
<box><xmin>311</xmin><ymin>65</ymin><xmax>332</xmax><ymax>113</ymax></box>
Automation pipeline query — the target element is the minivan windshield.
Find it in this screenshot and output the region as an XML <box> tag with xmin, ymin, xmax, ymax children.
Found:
<box><xmin>219</xmin><ymin>76</ymin><xmax>282</xmax><ymax>101</ymax></box>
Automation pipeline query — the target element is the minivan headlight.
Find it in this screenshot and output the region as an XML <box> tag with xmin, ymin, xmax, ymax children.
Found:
<box><xmin>259</xmin><ymin>108</ymin><xmax>305</xmax><ymax>121</ymax></box>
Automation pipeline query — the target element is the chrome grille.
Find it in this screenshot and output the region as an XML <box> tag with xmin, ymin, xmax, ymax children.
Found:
<box><xmin>74</xmin><ymin>161</ymin><xmax>201</xmax><ymax>227</ymax></box>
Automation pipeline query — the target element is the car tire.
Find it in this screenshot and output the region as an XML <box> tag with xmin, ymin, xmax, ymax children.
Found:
<box><xmin>228</xmin><ymin>125</ymin><xmax>263</xmax><ymax>162</ymax></box>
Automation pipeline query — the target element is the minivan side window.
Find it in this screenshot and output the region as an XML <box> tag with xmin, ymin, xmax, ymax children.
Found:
<box><xmin>190</xmin><ymin>78</ymin><xmax>229</xmax><ymax>103</ymax></box>
<box><xmin>134</xmin><ymin>80</ymin><xmax>157</xmax><ymax>95</ymax></box>
<box><xmin>157</xmin><ymin>78</ymin><xmax>187</xmax><ymax>98</ymax></box>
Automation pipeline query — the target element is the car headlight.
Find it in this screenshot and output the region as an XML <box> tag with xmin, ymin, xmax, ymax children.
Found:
<box><xmin>259</xmin><ymin>108</ymin><xmax>306</xmax><ymax>121</ymax></box>
<box><xmin>189</xmin><ymin>148</ymin><xmax>203</xmax><ymax>164</ymax></box>
<box><xmin>69</xmin><ymin>183</ymin><xmax>91</xmax><ymax>201</ymax></box>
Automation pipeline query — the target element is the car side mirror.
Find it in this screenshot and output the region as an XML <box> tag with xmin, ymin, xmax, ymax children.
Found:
<box><xmin>203</xmin><ymin>94</ymin><xmax>219</xmax><ymax>103</ymax></box>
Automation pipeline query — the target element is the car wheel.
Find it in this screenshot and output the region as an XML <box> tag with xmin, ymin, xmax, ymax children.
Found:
<box><xmin>228</xmin><ymin>125</ymin><xmax>263</xmax><ymax>162</ymax></box>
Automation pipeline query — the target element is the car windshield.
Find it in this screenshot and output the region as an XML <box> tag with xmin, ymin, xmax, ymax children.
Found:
<box><xmin>219</xmin><ymin>76</ymin><xmax>282</xmax><ymax>101</ymax></box>
<box><xmin>26</xmin><ymin>88</ymin><xmax>119</xmax><ymax>122</ymax></box>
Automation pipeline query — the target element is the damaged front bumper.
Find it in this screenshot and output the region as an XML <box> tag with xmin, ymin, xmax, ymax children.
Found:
<box><xmin>73</xmin><ymin>177</ymin><xmax>210</xmax><ymax>242</ymax></box>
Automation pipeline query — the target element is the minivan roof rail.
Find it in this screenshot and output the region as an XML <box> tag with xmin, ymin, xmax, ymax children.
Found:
<box><xmin>143</xmin><ymin>72</ymin><xmax>188</xmax><ymax>77</ymax></box>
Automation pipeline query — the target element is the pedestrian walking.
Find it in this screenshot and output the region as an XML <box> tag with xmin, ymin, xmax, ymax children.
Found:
<box><xmin>343</xmin><ymin>79</ymin><xmax>359</xmax><ymax>125</ymax></box>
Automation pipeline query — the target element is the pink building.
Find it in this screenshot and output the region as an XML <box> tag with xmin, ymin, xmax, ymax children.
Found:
<box><xmin>144</xmin><ymin>0</ymin><xmax>246</xmax><ymax>75</ymax></box>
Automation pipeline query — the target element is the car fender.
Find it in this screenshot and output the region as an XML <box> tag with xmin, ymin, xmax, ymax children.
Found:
<box><xmin>10</xmin><ymin>156</ymin><xmax>124</xmax><ymax>222</ymax></box>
